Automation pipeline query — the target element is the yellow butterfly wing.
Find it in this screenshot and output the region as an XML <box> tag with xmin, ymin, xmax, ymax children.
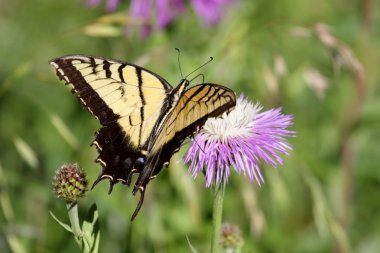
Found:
<box><xmin>49</xmin><ymin>55</ymin><xmax>172</xmax><ymax>189</ymax></box>
<box><xmin>131</xmin><ymin>83</ymin><xmax>236</xmax><ymax>219</ymax></box>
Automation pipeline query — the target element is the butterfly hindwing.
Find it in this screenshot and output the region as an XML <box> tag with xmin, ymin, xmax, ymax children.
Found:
<box><xmin>49</xmin><ymin>55</ymin><xmax>172</xmax><ymax>190</ymax></box>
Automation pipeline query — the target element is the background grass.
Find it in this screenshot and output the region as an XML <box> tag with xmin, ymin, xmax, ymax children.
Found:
<box><xmin>1</xmin><ymin>0</ymin><xmax>380</xmax><ymax>252</ymax></box>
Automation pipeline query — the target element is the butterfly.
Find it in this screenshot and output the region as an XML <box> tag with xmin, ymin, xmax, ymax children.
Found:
<box><xmin>49</xmin><ymin>55</ymin><xmax>236</xmax><ymax>220</ymax></box>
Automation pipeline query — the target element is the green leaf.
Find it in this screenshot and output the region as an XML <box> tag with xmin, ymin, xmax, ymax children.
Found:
<box><xmin>13</xmin><ymin>137</ymin><xmax>39</xmax><ymax>170</ymax></box>
<box><xmin>49</xmin><ymin>211</ymin><xmax>73</xmax><ymax>233</ymax></box>
<box><xmin>82</xmin><ymin>204</ymin><xmax>100</xmax><ymax>253</ymax></box>
<box><xmin>92</xmin><ymin>228</ymin><xmax>100</xmax><ymax>253</ymax></box>
<box><xmin>6</xmin><ymin>234</ymin><xmax>27</xmax><ymax>253</ymax></box>
<box><xmin>50</xmin><ymin>114</ymin><xmax>79</xmax><ymax>149</ymax></box>
<box><xmin>0</xmin><ymin>62</ymin><xmax>31</xmax><ymax>96</ymax></box>
<box><xmin>186</xmin><ymin>235</ymin><xmax>198</xmax><ymax>253</ymax></box>
<box><xmin>83</xmin><ymin>24</ymin><xmax>122</xmax><ymax>37</ymax></box>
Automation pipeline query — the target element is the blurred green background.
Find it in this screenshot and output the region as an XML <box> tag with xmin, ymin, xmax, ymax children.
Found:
<box><xmin>1</xmin><ymin>0</ymin><xmax>380</xmax><ymax>252</ymax></box>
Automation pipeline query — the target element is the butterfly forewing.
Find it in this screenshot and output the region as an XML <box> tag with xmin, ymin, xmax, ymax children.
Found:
<box><xmin>133</xmin><ymin>84</ymin><xmax>236</xmax><ymax>194</ymax></box>
<box><xmin>50</xmin><ymin>55</ymin><xmax>172</xmax><ymax>148</ymax></box>
<box><xmin>152</xmin><ymin>84</ymin><xmax>235</xmax><ymax>153</ymax></box>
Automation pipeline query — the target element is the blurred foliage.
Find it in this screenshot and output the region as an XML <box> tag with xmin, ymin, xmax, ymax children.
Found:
<box><xmin>1</xmin><ymin>0</ymin><xmax>380</xmax><ymax>252</ymax></box>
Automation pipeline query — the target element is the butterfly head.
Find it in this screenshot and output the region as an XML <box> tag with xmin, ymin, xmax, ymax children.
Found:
<box><xmin>169</xmin><ymin>79</ymin><xmax>190</xmax><ymax>103</ymax></box>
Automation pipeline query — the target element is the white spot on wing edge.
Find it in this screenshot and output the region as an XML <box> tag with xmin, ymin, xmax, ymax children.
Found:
<box><xmin>63</xmin><ymin>75</ymin><xmax>70</xmax><ymax>83</ymax></box>
<box><xmin>59</xmin><ymin>55</ymin><xmax>92</xmax><ymax>62</ymax></box>
<box><xmin>50</xmin><ymin>61</ymin><xmax>59</xmax><ymax>68</ymax></box>
<box><xmin>49</xmin><ymin>62</ymin><xmax>70</xmax><ymax>83</ymax></box>
<box><xmin>57</xmin><ymin>68</ymin><xmax>65</xmax><ymax>76</ymax></box>
<box><xmin>101</xmin><ymin>174</ymin><xmax>113</xmax><ymax>181</ymax></box>
<box><xmin>71</xmin><ymin>60</ymin><xmax>83</xmax><ymax>64</ymax></box>
<box><xmin>117</xmin><ymin>178</ymin><xmax>126</xmax><ymax>183</ymax></box>
<box><xmin>79</xmin><ymin>98</ymin><xmax>87</xmax><ymax>105</ymax></box>
<box><xmin>92</xmin><ymin>141</ymin><xmax>102</xmax><ymax>151</ymax></box>
<box><xmin>96</xmin><ymin>158</ymin><xmax>106</xmax><ymax>167</ymax></box>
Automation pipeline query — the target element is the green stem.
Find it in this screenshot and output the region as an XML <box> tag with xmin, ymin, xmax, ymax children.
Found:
<box><xmin>211</xmin><ymin>183</ymin><xmax>225</xmax><ymax>253</ymax></box>
<box><xmin>66</xmin><ymin>202</ymin><xmax>83</xmax><ymax>248</ymax></box>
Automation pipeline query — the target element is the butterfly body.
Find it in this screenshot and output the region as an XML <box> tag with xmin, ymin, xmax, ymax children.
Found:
<box><xmin>50</xmin><ymin>55</ymin><xmax>236</xmax><ymax>220</ymax></box>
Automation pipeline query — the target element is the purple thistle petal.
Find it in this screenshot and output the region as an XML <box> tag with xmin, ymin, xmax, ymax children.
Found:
<box><xmin>87</xmin><ymin>0</ymin><xmax>102</xmax><ymax>8</ymax></box>
<box><xmin>190</xmin><ymin>0</ymin><xmax>235</xmax><ymax>26</ymax></box>
<box><xmin>127</xmin><ymin>0</ymin><xmax>152</xmax><ymax>38</ymax></box>
<box><xmin>86</xmin><ymin>0</ymin><xmax>237</xmax><ymax>38</ymax></box>
<box><xmin>106</xmin><ymin>0</ymin><xmax>121</xmax><ymax>12</ymax></box>
<box><xmin>184</xmin><ymin>94</ymin><xmax>295</xmax><ymax>187</ymax></box>
<box><xmin>156</xmin><ymin>0</ymin><xmax>185</xmax><ymax>30</ymax></box>
<box><xmin>86</xmin><ymin>0</ymin><xmax>121</xmax><ymax>11</ymax></box>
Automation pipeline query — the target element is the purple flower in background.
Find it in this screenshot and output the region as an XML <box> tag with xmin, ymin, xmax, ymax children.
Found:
<box><xmin>190</xmin><ymin>0</ymin><xmax>235</xmax><ymax>26</ymax></box>
<box><xmin>157</xmin><ymin>0</ymin><xmax>185</xmax><ymax>30</ymax></box>
<box><xmin>87</xmin><ymin>0</ymin><xmax>121</xmax><ymax>12</ymax></box>
<box><xmin>87</xmin><ymin>0</ymin><xmax>101</xmax><ymax>8</ymax></box>
<box><xmin>128</xmin><ymin>0</ymin><xmax>152</xmax><ymax>37</ymax></box>
<box><xmin>128</xmin><ymin>0</ymin><xmax>185</xmax><ymax>37</ymax></box>
<box><xmin>183</xmin><ymin>95</ymin><xmax>295</xmax><ymax>187</ymax></box>
<box><xmin>85</xmin><ymin>0</ymin><xmax>237</xmax><ymax>37</ymax></box>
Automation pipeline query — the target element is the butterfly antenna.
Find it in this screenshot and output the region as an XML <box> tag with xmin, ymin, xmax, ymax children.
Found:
<box><xmin>175</xmin><ymin>48</ymin><xmax>184</xmax><ymax>78</ymax></box>
<box><xmin>189</xmin><ymin>73</ymin><xmax>205</xmax><ymax>83</ymax></box>
<box><xmin>185</xmin><ymin>57</ymin><xmax>214</xmax><ymax>80</ymax></box>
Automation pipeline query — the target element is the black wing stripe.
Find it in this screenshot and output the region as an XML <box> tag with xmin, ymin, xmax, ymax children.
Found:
<box><xmin>166</xmin><ymin>86</ymin><xmax>223</xmax><ymax>131</ymax></box>
<box><xmin>176</xmin><ymin>85</ymin><xmax>205</xmax><ymax>115</ymax></box>
<box><xmin>90</xmin><ymin>57</ymin><xmax>96</xmax><ymax>74</ymax></box>
<box><xmin>203</xmin><ymin>86</ymin><xmax>218</xmax><ymax>103</ymax></box>
<box><xmin>52</xmin><ymin>58</ymin><xmax>118</xmax><ymax>124</ymax></box>
<box><xmin>136</xmin><ymin>68</ymin><xmax>145</xmax><ymax>147</ymax></box>
<box><xmin>176</xmin><ymin>85</ymin><xmax>211</xmax><ymax>117</ymax></box>
<box><xmin>118</xmin><ymin>64</ymin><xmax>127</xmax><ymax>83</ymax></box>
<box><xmin>103</xmin><ymin>60</ymin><xmax>111</xmax><ymax>78</ymax></box>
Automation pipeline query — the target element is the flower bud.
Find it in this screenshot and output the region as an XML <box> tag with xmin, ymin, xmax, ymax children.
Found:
<box><xmin>220</xmin><ymin>223</ymin><xmax>244</xmax><ymax>250</ymax></box>
<box><xmin>53</xmin><ymin>163</ymin><xmax>88</xmax><ymax>202</ymax></box>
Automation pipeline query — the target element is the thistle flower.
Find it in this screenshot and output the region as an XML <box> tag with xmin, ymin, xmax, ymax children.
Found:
<box><xmin>220</xmin><ymin>223</ymin><xmax>244</xmax><ymax>251</ymax></box>
<box><xmin>86</xmin><ymin>0</ymin><xmax>236</xmax><ymax>37</ymax></box>
<box><xmin>53</xmin><ymin>164</ymin><xmax>88</xmax><ymax>202</ymax></box>
<box><xmin>126</xmin><ymin>0</ymin><xmax>185</xmax><ymax>37</ymax></box>
<box><xmin>184</xmin><ymin>95</ymin><xmax>294</xmax><ymax>187</ymax></box>
<box><xmin>191</xmin><ymin>0</ymin><xmax>235</xmax><ymax>26</ymax></box>
<box><xmin>156</xmin><ymin>0</ymin><xmax>185</xmax><ymax>30</ymax></box>
<box><xmin>128</xmin><ymin>0</ymin><xmax>152</xmax><ymax>38</ymax></box>
<box><xmin>87</xmin><ymin>0</ymin><xmax>121</xmax><ymax>12</ymax></box>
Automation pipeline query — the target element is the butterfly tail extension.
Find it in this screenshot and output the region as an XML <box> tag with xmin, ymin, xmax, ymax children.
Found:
<box><xmin>129</xmin><ymin>149</ymin><xmax>167</xmax><ymax>220</ymax></box>
<box><xmin>131</xmin><ymin>186</ymin><xmax>146</xmax><ymax>221</ymax></box>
